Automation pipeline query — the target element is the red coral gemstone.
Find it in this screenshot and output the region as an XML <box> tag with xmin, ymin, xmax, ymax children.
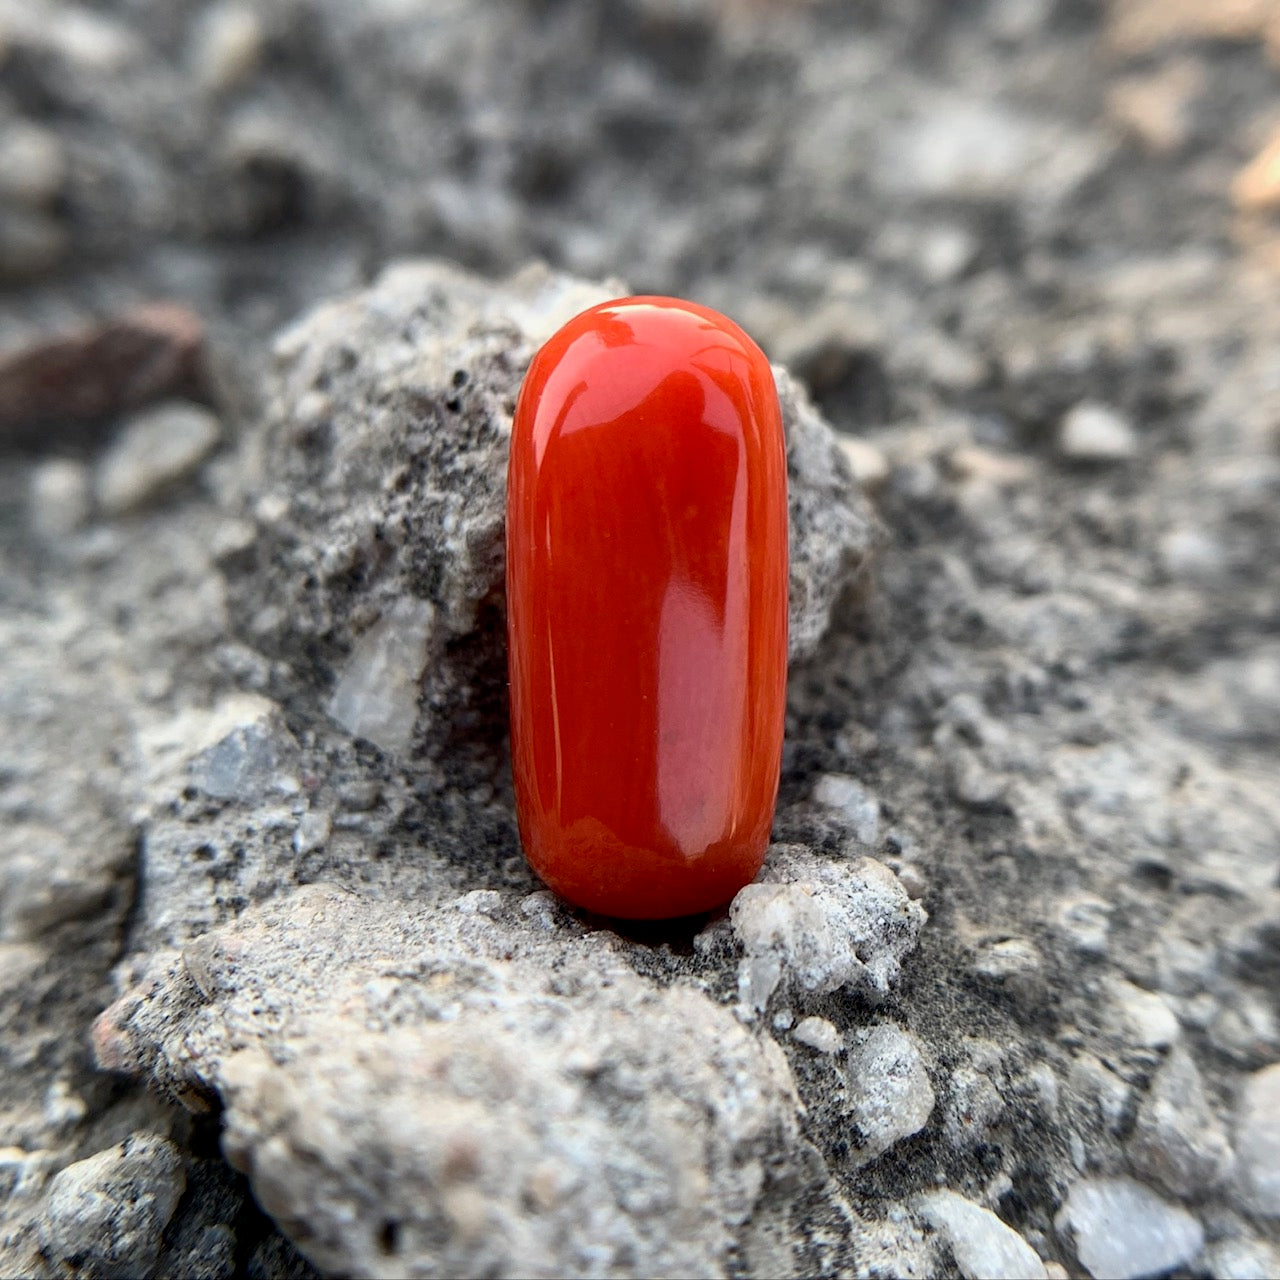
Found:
<box><xmin>506</xmin><ymin>297</ymin><xmax>789</xmax><ymax>919</ymax></box>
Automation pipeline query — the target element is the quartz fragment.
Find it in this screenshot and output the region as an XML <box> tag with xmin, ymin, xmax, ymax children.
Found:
<box><xmin>28</xmin><ymin>459</ymin><xmax>91</xmax><ymax>540</ymax></box>
<box><xmin>328</xmin><ymin>598</ymin><xmax>434</xmax><ymax>756</ymax></box>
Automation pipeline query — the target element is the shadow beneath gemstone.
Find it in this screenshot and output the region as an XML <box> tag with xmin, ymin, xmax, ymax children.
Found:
<box><xmin>573</xmin><ymin>905</ymin><xmax>727</xmax><ymax>956</ymax></box>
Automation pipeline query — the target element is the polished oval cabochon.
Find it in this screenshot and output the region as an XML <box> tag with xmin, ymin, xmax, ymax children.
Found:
<box><xmin>506</xmin><ymin>297</ymin><xmax>789</xmax><ymax>919</ymax></box>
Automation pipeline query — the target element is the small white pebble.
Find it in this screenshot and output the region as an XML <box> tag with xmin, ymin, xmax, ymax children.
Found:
<box><xmin>1158</xmin><ymin>527</ymin><xmax>1223</xmax><ymax>580</ymax></box>
<box><xmin>0</xmin><ymin>122</ymin><xmax>67</xmax><ymax>209</ymax></box>
<box><xmin>42</xmin><ymin>1081</ymin><xmax>87</xmax><ymax>1129</ymax></box>
<box><xmin>1059</xmin><ymin>402</ymin><xmax>1137</xmax><ymax>462</ymax></box>
<box><xmin>793</xmin><ymin>1016</ymin><xmax>843</xmax><ymax>1054</ymax></box>
<box><xmin>1107</xmin><ymin>977</ymin><xmax>1180</xmax><ymax>1050</ymax></box>
<box><xmin>915</xmin><ymin>1189</ymin><xmax>1048</xmax><ymax>1280</ymax></box>
<box><xmin>29</xmin><ymin>459</ymin><xmax>91</xmax><ymax>539</ymax></box>
<box><xmin>1056</xmin><ymin>1176</ymin><xmax>1203</xmax><ymax>1280</ymax></box>
<box><xmin>455</xmin><ymin>889</ymin><xmax>505</xmax><ymax>917</ymax></box>
<box><xmin>189</xmin><ymin>3</ymin><xmax>264</xmax><ymax>92</ymax></box>
<box><xmin>1054</xmin><ymin>894</ymin><xmax>1111</xmax><ymax>956</ymax></box>
<box><xmin>838</xmin><ymin>437</ymin><xmax>890</xmax><ymax>487</ymax></box>
<box><xmin>948</xmin><ymin>445</ymin><xmax>1032</xmax><ymax>487</ymax></box>
<box><xmin>896</xmin><ymin>864</ymin><xmax>928</xmax><ymax>900</ymax></box>
<box><xmin>1236</xmin><ymin>1062</ymin><xmax>1280</xmax><ymax>1217</ymax></box>
<box><xmin>254</xmin><ymin>492</ymin><xmax>291</xmax><ymax>526</ymax></box>
<box><xmin>97</xmin><ymin>402</ymin><xmax>221</xmax><ymax>515</ymax></box>
<box><xmin>917</xmin><ymin>225</ymin><xmax>977</xmax><ymax>284</ymax></box>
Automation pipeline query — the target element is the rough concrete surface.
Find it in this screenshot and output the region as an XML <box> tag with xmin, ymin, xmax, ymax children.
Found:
<box><xmin>2</xmin><ymin>1</ymin><xmax>1280</xmax><ymax>1278</ymax></box>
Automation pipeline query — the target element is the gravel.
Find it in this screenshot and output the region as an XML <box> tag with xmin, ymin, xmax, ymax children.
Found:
<box><xmin>730</xmin><ymin>847</ymin><xmax>926</xmax><ymax>1013</ymax></box>
<box><xmin>1056</xmin><ymin>1177</ymin><xmax>1205</xmax><ymax>1280</ymax></box>
<box><xmin>1236</xmin><ymin>1064</ymin><xmax>1280</xmax><ymax>1218</ymax></box>
<box><xmin>1129</xmin><ymin>1046</ymin><xmax>1235</xmax><ymax>1198</ymax></box>
<box><xmin>38</xmin><ymin>1134</ymin><xmax>186</xmax><ymax>1280</ymax></box>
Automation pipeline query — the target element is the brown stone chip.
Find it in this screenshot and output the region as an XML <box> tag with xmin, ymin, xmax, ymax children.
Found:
<box><xmin>0</xmin><ymin>302</ymin><xmax>204</xmax><ymax>445</ymax></box>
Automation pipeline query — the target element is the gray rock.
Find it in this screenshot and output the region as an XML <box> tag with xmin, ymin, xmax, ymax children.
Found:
<box><xmin>227</xmin><ymin>261</ymin><xmax>879</xmax><ymax>771</ymax></box>
<box><xmin>187</xmin><ymin>711</ymin><xmax>295</xmax><ymax>803</ymax></box>
<box><xmin>730</xmin><ymin>847</ymin><xmax>926</xmax><ymax>1012</ymax></box>
<box><xmin>1129</xmin><ymin>1047</ymin><xmax>1234</xmax><ymax>1198</ymax></box>
<box><xmin>1053</xmin><ymin>894</ymin><xmax>1112</xmax><ymax>957</ymax></box>
<box><xmin>97</xmin><ymin>402</ymin><xmax>222</xmax><ymax>515</ymax></box>
<box><xmin>1235</xmin><ymin>1063</ymin><xmax>1280</xmax><ymax>1218</ymax></box>
<box><xmin>38</xmin><ymin>1133</ymin><xmax>186</xmax><ymax>1280</ymax></box>
<box><xmin>291</xmin><ymin>811</ymin><xmax>331</xmax><ymax>857</ymax></box>
<box><xmin>1056</xmin><ymin>1177</ymin><xmax>1204</xmax><ymax>1280</ymax></box>
<box><xmin>1209</xmin><ymin>991</ymin><xmax>1280</xmax><ymax>1067</ymax></box>
<box><xmin>915</xmin><ymin>1190</ymin><xmax>1047</xmax><ymax>1280</ymax></box>
<box><xmin>1067</xmin><ymin>1053</ymin><xmax>1132</xmax><ymax>1136</ymax></box>
<box><xmin>131</xmin><ymin>695</ymin><xmax>307</xmax><ymax>948</ymax></box>
<box><xmin>0</xmin><ymin>823</ymin><xmax>130</xmax><ymax>941</ymax></box>
<box><xmin>844</xmin><ymin>1024</ymin><xmax>935</xmax><ymax>1166</ymax></box>
<box><xmin>971</xmin><ymin>937</ymin><xmax>1044</xmax><ymax>1004</ymax></box>
<box><xmin>97</xmin><ymin>887</ymin><xmax>804</xmax><ymax>1280</ymax></box>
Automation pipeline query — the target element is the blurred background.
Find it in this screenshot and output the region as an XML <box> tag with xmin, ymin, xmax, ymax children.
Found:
<box><xmin>2</xmin><ymin>0</ymin><xmax>1279</xmax><ymax>451</ymax></box>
